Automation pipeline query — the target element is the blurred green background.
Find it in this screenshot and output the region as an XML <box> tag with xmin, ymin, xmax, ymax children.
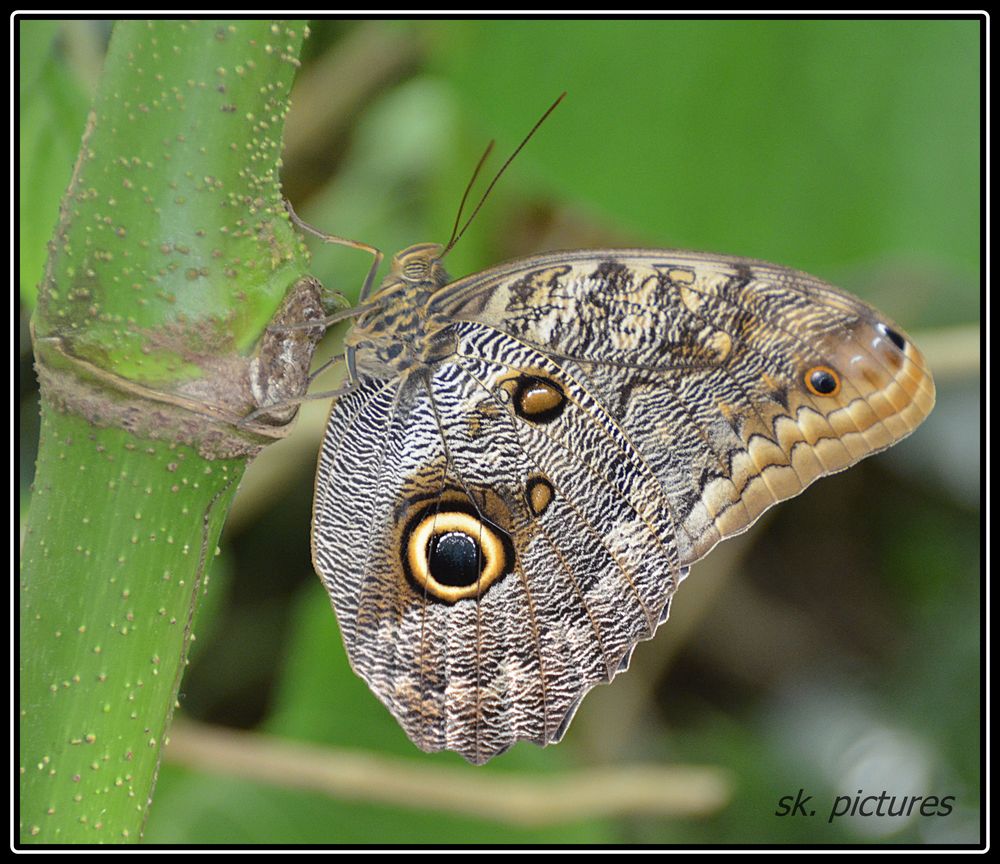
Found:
<box><xmin>20</xmin><ymin>18</ymin><xmax>980</xmax><ymax>844</ymax></box>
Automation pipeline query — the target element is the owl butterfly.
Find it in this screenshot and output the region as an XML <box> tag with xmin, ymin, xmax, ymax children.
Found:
<box><xmin>301</xmin><ymin>98</ymin><xmax>935</xmax><ymax>765</ymax></box>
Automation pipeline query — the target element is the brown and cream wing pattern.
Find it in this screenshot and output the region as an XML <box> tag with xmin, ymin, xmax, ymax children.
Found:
<box><xmin>432</xmin><ymin>248</ymin><xmax>935</xmax><ymax>564</ymax></box>
<box><xmin>312</xmin><ymin>246</ymin><xmax>934</xmax><ymax>764</ymax></box>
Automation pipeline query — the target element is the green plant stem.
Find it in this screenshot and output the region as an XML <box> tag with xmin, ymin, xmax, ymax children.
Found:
<box><xmin>20</xmin><ymin>19</ymin><xmax>312</xmax><ymax>843</ymax></box>
<box><xmin>20</xmin><ymin>407</ymin><xmax>244</xmax><ymax>842</ymax></box>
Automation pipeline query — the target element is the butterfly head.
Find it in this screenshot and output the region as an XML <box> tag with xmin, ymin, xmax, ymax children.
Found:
<box><xmin>385</xmin><ymin>243</ymin><xmax>451</xmax><ymax>292</ymax></box>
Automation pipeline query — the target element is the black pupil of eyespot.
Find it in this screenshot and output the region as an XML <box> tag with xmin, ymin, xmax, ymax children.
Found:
<box><xmin>428</xmin><ymin>532</ymin><xmax>481</xmax><ymax>587</ymax></box>
<box><xmin>810</xmin><ymin>369</ymin><xmax>837</xmax><ymax>394</ymax></box>
<box><xmin>879</xmin><ymin>323</ymin><xmax>906</xmax><ymax>351</ymax></box>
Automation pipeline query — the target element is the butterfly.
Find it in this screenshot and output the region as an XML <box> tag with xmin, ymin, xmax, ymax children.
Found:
<box><xmin>296</xmin><ymin>101</ymin><xmax>936</xmax><ymax>765</ymax></box>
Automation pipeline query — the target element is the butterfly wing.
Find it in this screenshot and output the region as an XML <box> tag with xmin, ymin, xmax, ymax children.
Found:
<box><xmin>313</xmin><ymin>247</ymin><xmax>935</xmax><ymax>764</ymax></box>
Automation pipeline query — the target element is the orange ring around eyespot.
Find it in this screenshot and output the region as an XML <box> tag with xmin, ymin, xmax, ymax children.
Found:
<box><xmin>804</xmin><ymin>365</ymin><xmax>841</xmax><ymax>398</ymax></box>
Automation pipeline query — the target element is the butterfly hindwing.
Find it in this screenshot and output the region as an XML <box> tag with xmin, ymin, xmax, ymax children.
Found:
<box><xmin>314</xmin><ymin>339</ymin><xmax>684</xmax><ymax>763</ymax></box>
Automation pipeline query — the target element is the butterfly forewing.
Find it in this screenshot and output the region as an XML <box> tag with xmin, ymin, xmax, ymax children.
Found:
<box><xmin>431</xmin><ymin>249</ymin><xmax>935</xmax><ymax>563</ymax></box>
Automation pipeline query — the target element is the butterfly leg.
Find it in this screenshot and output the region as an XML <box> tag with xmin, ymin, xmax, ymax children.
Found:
<box><xmin>268</xmin><ymin>199</ymin><xmax>387</xmax><ymax>389</ymax></box>
<box><xmin>307</xmin><ymin>352</ymin><xmax>344</xmax><ymax>385</ymax></box>
<box><xmin>263</xmin><ymin>303</ymin><xmax>364</xmax><ymax>335</ymax></box>
<box><xmin>284</xmin><ymin>198</ymin><xmax>385</xmax><ymax>303</ymax></box>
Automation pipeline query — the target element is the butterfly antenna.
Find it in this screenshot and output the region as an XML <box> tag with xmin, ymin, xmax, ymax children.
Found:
<box><xmin>445</xmin><ymin>139</ymin><xmax>496</xmax><ymax>252</ymax></box>
<box><xmin>441</xmin><ymin>91</ymin><xmax>566</xmax><ymax>259</ymax></box>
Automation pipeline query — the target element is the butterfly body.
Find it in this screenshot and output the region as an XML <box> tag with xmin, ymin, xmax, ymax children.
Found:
<box><xmin>311</xmin><ymin>244</ymin><xmax>934</xmax><ymax>764</ymax></box>
<box><xmin>345</xmin><ymin>244</ymin><xmax>454</xmax><ymax>378</ymax></box>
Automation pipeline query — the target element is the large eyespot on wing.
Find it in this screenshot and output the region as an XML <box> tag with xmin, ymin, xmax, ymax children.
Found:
<box><xmin>429</xmin><ymin>249</ymin><xmax>934</xmax><ymax>566</ymax></box>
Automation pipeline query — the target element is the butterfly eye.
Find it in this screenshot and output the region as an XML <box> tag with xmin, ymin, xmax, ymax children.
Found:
<box><xmin>804</xmin><ymin>365</ymin><xmax>841</xmax><ymax>397</ymax></box>
<box><xmin>503</xmin><ymin>374</ymin><xmax>567</xmax><ymax>424</ymax></box>
<box><xmin>405</xmin><ymin>261</ymin><xmax>428</xmax><ymax>280</ymax></box>
<box><xmin>877</xmin><ymin>322</ymin><xmax>907</xmax><ymax>351</ymax></box>
<box><xmin>393</xmin><ymin>246</ymin><xmax>449</xmax><ymax>289</ymax></box>
<box><xmin>402</xmin><ymin>505</ymin><xmax>514</xmax><ymax>603</ymax></box>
